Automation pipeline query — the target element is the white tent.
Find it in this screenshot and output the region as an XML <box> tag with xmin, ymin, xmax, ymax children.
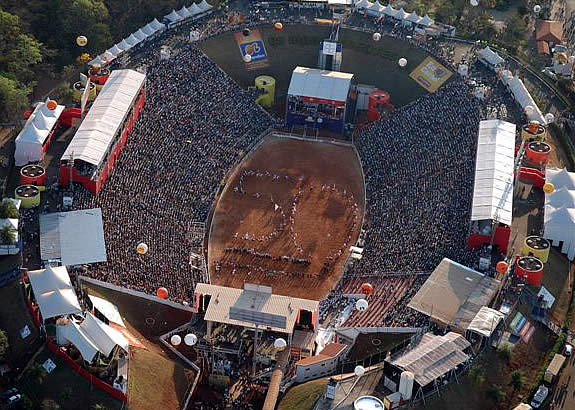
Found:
<box><xmin>125</xmin><ymin>34</ymin><xmax>141</xmax><ymax>47</ymax></box>
<box><xmin>188</xmin><ymin>3</ymin><xmax>202</xmax><ymax>16</ymax></box>
<box><xmin>107</xmin><ymin>44</ymin><xmax>123</xmax><ymax>56</ymax></box>
<box><xmin>198</xmin><ymin>0</ymin><xmax>213</xmax><ymax>11</ymax></box>
<box><xmin>89</xmin><ymin>295</ymin><xmax>126</xmax><ymax>328</ymax></box>
<box><xmin>394</xmin><ymin>8</ymin><xmax>409</xmax><ymax>20</ymax></box>
<box><xmin>545</xmin><ymin>187</ymin><xmax>575</xmax><ymax>208</ymax></box>
<box><xmin>15</xmin><ymin>101</ymin><xmax>65</xmax><ymax>166</ymax></box>
<box><xmin>419</xmin><ymin>14</ymin><xmax>434</xmax><ymax>26</ymax></box>
<box><xmin>382</xmin><ymin>4</ymin><xmax>396</xmax><ymax>16</ymax></box>
<box><xmin>471</xmin><ymin>120</ymin><xmax>516</xmax><ymax>226</ymax></box>
<box><xmin>355</xmin><ymin>0</ymin><xmax>373</xmax><ymax>9</ymax></box>
<box><xmin>88</xmin><ymin>55</ymin><xmax>103</xmax><ymax>66</ymax></box>
<box><xmin>141</xmin><ymin>23</ymin><xmax>156</xmax><ymax>36</ymax></box>
<box><xmin>177</xmin><ymin>5</ymin><xmax>192</xmax><ymax>18</ymax></box>
<box><xmin>547</xmin><ymin>168</ymin><xmax>575</xmax><ymax>189</ymax></box>
<box><xmin>116</xmin><ymin>39</ymin><xmax>131</xmax><ymax>51</ymax></box>
<box><xmin>507</xmin><ymin>76</ymin><xmax>546</xmax><ymax>124</ymax></box>
<box><xmin>478</xmin><ymin>46</ymin><xmax>504</xmax><ymax>69</ymax></box>
<box><xmin>80</xmin><ymin>313</ymin><xmax>129</xmax><ymax>356</ymax></box>
<box><xmin>165</xmin><ymin>9</ymin><xmax>184</xmax><ymax>23</ymax></box>
<box><xmin>367</xmin><ymin>1</ymin><xmax>384</xmax><ymax>15</ymax></box>
<box><xmin>62</xmin><ymin>321</ymin><xmax>100</xmax><ymax>362</ymax></box>
<box><xmin>27</xmin><ymin>266</ymin><xmax>81</xmax><ymax>320</ymax></box>
<box><xmin>407</xmin><ymin>11</ymin><xmax>422</xmax><ymax>24</ymax></box>
<box><xmin>288</xmin><ymin>66</ymin><xmax>354</xmax><ymax>103</ymax></box>
<box><xmin>466</xmin><ymin>306</ymin><xmax>505</xmax><ymax>338</ymax></box>
<box><xmin>544</xmin><ymin>168</ymin><xmax>575</xmax><ymax>260</ymax></box>
<box><xmin>150</xmin><ymin>18</ymin><xmax>166</xmax><ymax>31</ymax></box>
<box><xmin>133</xmin><ymin>29</ymin><xmax>148</xmax><ymax>42</ymax></box>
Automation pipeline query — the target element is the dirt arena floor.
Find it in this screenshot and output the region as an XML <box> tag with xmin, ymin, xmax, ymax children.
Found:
<box><xmin>208</xmin><ymin>135</ymin><xmax>365</xmax><ymax>300</ymax></box>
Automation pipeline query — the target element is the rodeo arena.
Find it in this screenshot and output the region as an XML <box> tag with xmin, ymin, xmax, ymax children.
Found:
<box><xmin>5</xmin><ymin>0</ymin><xmax>575</xmax><ymax>409</ymax></box>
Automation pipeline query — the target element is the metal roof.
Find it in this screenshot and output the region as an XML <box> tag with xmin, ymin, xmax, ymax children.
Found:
<box><xmin>389</xmin><ymin>332</ymin><xmax>470</xmax><ymax>387</ymax></box>
<box><xmin>287</xmin><ymin>66</ymin><xmax>353</xmax><ymax>102</ymax></box>
<box><xmin>471</xmin><ymin>120</ymin><xmax>516</xmax><ymax>226</ymax></box>
<box><xmin>61</xmin><ymin>69</ymin><xmax>145</xmax><ymax>168</ymax></box>
<box><xmin>407</xmin><ymin>258</ymin><xmax>500</xmax><ymax>330</ymax></box>
<box><xmin>195</xmin><ymin>283</ymin><xmax>318</xmax><ymax>334</ymax></box>
<box><xmin>466</xmin><ymin>306</ymin><xmax>505</xmax><ymax>337</ymax></box>
<box><xmin>40</xmin><ymin>208</ymin><xmax>107</xmax><ymax>266</ymax></box>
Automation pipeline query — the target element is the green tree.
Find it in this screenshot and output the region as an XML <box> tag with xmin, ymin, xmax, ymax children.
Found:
<box><xmin>26</xmin><ymin>363</ymin><xmax>47</xmax><ymax>386</ymax></box>
<box><xmin>510</xmin><ymin>369</ymin><xmax>525</xmax><ymax>391</ymax></box>
<box><xmin>486</xmin><ymin>383</ymin><xmax>506</xmax><ymax>404</ymax></box>
<box><xmin>0</xmin><ymin>224</ymin><xmax>16</xmax><ymax>245</ymax></box>
<box><xmin>0</xmin><ymin>329</ymin><xmax>9</xmax><ymax>360</ymax></box>
<box><xmin>497</xmin><ymin>344</ymin><xmax>513</xmax><ymax>363</ymax></box>
<box><xmin>41</xmin><ymin>399</ymin><xmax>62</xmax><ymax>410</ymax></box>
<box><xmin>0</xmin><ymin>10</ymin><xmax>42</xmax><ymax>82</ymax></box>
<box><xmin>468</xmin><ymin>365</ymin><xmax>485</xmax><ymax>385</ymax></box>
<box><xmin>0</xmin><ymin>75</ymin><xmax>32</xmax><ymax>122</ymax></box>
<box><xmin>0</xmin><ymin>200</ymin><xmax>19</xmax><ymax>218</ymax></box>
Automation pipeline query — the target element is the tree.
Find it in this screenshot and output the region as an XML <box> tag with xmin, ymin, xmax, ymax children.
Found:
<box><xmin>0</xmin><ymin>74</ymin><xmax>32</xmax><ymax>123</ymax></box>
<box><xmin>41</xmin><ymin>399</ymin><xmax>62</xmax><ymax>410</ymax></box>
<box><xmin>497</xmin><ymin>344</ymin><xmax>513</xmax><ymax>363</ymax></box>
<box><xmin>0</xmin><ymin>329</ymin><xmax>9</xmax><ymax>361</ymax></box>
<box><xmin>486</xmin><ymin>383</ymin><xmax>506</xmax><ymax>404</ymax></box>
<box><xmin>26</xmin><ymin>363</ymin><xmax>47</xmax><ymax>386</ymax></box>
<box><xmin>510</xmin><ymin>369</ymin><xmax>524</xmax><ymax>391</ymax></box>
<box><xmin>468</xmin><ymin>365</ymin><xmax>485</xmax><ymax>385</ymax></box>
<box><xmin>0</xmin><ymin>200</ymin><xmax>19</xmax><ymax>218</ymax></box>
<box><xmin>0</xmin><ymin>224</ymin><xmax>16</xmax><ymax>245</ymax></box>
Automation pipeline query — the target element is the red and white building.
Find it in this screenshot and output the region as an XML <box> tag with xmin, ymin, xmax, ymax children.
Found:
<box><xmin>60</xmin><ymin>69</ymin><xmax>146</xmax><ymax>194</ymax></box>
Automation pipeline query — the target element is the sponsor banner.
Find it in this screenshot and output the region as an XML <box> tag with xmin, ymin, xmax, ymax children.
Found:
<box><xmin>234</xmin><ymin>29</ymin><xmax>268</xmax><ymax>70</ymax></box>
<box><xmin>409</xmin><ymin>56</ymin><xmax>453</xmax><ymax>92</ymax></box>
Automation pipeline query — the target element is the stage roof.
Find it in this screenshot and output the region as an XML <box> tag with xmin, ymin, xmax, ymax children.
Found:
<box><xmin>195</xmin><ymin>283</ymin><xmax>319</xmax><ymax>334</ymax></box>
<box><xmin>471</xmin><ymin>119</ymin><xmax>516</xmax><ymax>226</ymax></box>
<box><xmin>287</xmin><ymin>66</ymin><xmax>353</xmax><ymax>103</ymax></box>
<box><xmin>40</xmin><ymin>208</ymin><xmax>107</xmax><ymax>266</ymax></box>
<box><xmin>389</xmin><ymin>332</ymin><xmax>470</xmax><ymax>387</ymax></box>
<box><xmin>28</xmin><ymin>266</ymin><xmax>82</xmax><ymax>320</ymax></box>
<box><xmin>62</xmin><ymin>69</ymin><xmax>145</xmax><ymax>168</ymax></box>
<box><xmin>407</xmin><ymin>258</ymin><xmax>500</xmax><ymax>330</ymax></box>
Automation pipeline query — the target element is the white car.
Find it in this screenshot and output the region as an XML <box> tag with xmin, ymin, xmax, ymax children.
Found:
<box><xmin>530</xmin><ymin>385</ymin><xmax>549</xmax><ymax>409</ymax></box>
<box><xmin>565</xmin><ymin>344</ymin><xmax>573</xmax><ymax>357</ymax></box>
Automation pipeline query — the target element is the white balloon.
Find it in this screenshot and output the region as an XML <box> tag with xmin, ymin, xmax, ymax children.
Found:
<box><xmin>533</xmin><ymin>4</ymin><xmax>541</xmax><ymax>13</ymax></box>
<box><xmin>544</xmin><ymin>113</ymin><xmax>555</xmax><ymax>123</ymax></box>
<box><xmin>525</xmin><ymin>105</ymin><xmax>535</xmax><ymax>116</ymax></box>
<box><xmin>184</xmin><ymin>333</ymin><xmax>197</xmax><ymax>346</ymax></box>
<box><xmin>372</xmin><ymin>32</ymin><xmax>381</xmax><ymax>41</ymax></box>
<box><xmin>470</xmin><ymin>0</ymin><xmax>479</xmax><ymax>6</ymax></box>
<box><xmin>136</xmin><ymin>242</ymin><xmax>148</xmax><ymax>255</ymax></box>
<box><xmin>170</xmin><ymin>334</ymin><xmax>182</xmax><ymax>346</ymax></box>
<box><xmin>398</xmin><ymin>58</ymin><xmax>408</xmax><ymax>67</ymax></box>
<box><xmin>354</xmin><ymin>365</ymin><xmax>366</xmax><ymax>377</ymax></box>
<box><xmin>356</xmin><ymin>298</ymin><xmax>369</xmax><ymax>312</ymax></box>
<box><xmin>243</xmin><ymin>54</ymin><xmax>252</xmax><ymax>63</ymax></box>
<box><xmin>274</xmin><ymin>338</ymin><xmax>287</xmax><ymax>351</ymax></box>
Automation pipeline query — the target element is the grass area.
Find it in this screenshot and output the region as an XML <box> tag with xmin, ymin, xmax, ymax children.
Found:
<box><xmin>16</xmin><ymin>348</ymin><xmax>123</xmax><ymax>410</ymax></box>
<box><xmin>198</xmin><ymin>24</ymin><xmax>431</xmax><ymax>108</ymax></box>
<box><xmin>0</xmin><ymin>279</ymin><xmax>41</xmax><ymax>365</ymax></box>
<box><xmin>128</xmin><ymin>347</ymin><xmax>193</xmax><ymax>410</ymax></box>
<box><xmin>277</xmin><ymin>377</ymin><xmax>330</xmax><ymax>410</ymax></box>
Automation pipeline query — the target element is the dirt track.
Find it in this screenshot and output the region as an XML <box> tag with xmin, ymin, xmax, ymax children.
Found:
<box><xmin>208</xmin><ymin>135</ymin><xmax>365</xmax><ymax>300</ymax></box>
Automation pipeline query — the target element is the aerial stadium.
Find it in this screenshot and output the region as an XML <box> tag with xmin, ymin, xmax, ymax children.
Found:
<box><xmin>3</xmin><ymin>1</ymin><xmax>575</xmax><ymax>410</ymax></box>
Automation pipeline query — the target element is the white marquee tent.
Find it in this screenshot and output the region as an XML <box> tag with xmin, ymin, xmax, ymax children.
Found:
<box><xmin>15</xmin><ymin>101</ymin><xmax>65</xmax><ymax>166</ymax></box>
<box><xmin>288</xmin><ymin>66</ymin><xmax>354</xmax><ymax>103</ymax></box>
<box><xmin>28</xmin><ymin>266</ymin><xmax>82</xmax><ymax>320</ymax></box>
<box><xmin>544</xmin><ymin>168</ymin><xmax>575</xmax><ymax>260</ymax></box>
<box><xmin>507</xmin><ymin>76</ymin><xmax>546</xmax><ymax>124</ymax></box>
<box><xmin>471</xmin><ymin>120</ymin><xmax>516</xmax><ymax>226</ymax></box>
<box><xmin>89</xmin><ymin>295</ymin><xmax>126</xmax><ymax>328</ymax></box>
<box><xmin>478</xmin><ymin>47</ymin><xmax>504</xmax><ymax>70</ymax></box>
<box><xmin>61</xmin><ymin>321</ymin><xmax>100</xmax><ymax>362</ymax></box>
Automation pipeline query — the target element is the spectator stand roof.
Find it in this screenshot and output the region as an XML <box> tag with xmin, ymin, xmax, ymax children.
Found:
<box><xmin>61</xmin><ymin>70</ymin><xmax>145</xmax><ymax>170</ymax></box>
<box><xmin>407</xmin><ymin>258</ymin><xmax>501</xmax><ymax>330</ymax></box>
<box><xmin>15</xmin><ymin>100</ymin><xmax>65</xmax><ymax>166</ymax></box>
<box><xmin>388</xmin><ymin>332</ymin><xmax>470</xmax><ymax>388</ymax></box>
<box><xmin>287</xmin><ymin>66</ymin><xmax>354</xmax><ymax>103</ymax></box>
<box><xmin>471</xmin><ymin>120</ymin><xmax>516</xmax><ymax>226</ymax></box>
<box><xmin>466</xmin><ymin>306</ymin><xmax>505</xmax><ymax>338</ymax></box>
<box><xmin>195</xmin><ymin>283</ymin><xmax>319</xmax><ymax>334</ymax></box>
<box><xmin>27</xmin><ymin>266</ymin><xmax>82</xmax><ymax>320</ymax></box>
<box><xmin>40</xmin><ymin>208</ymin><xmax>107</xmax><ymax>266</ymax></box>
<box><xmin>544</xmin><ymin>168</ymin><xmax>575</xmax><ymax>260</ymax></box>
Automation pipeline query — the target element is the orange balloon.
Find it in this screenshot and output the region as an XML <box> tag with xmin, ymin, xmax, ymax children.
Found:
<box><xmin>496</xmin><ymin>261</ymin><xmax>508</xmax><ymax>274</ymax></box>
<box><xmin>360</xmin><ymin>283</ymin><xmax>374</xmax><ymax>295</ymax></box>
<box><xmin>156</xmin><ymin>287</ymin><xmax>168</xmax><ymax>299</ymax></box>
<box><xmin>23</xmin><ymin>110</ymin><xmax>32</xmax><ymax>120</ymax></box>
<box><xmin>46</xmin><ymin>100</ymin><xmax>58</xmax><ymax>110</ymax></box>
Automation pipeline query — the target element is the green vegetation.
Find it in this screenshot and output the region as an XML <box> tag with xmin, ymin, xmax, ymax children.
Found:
<box><xmin>467</xmin><ymin>365</ymin><xmax>485</xmax><ymax>386</ymax></box>
<box><xmin>0</xmin><ymin>200</ymin><xmax>19</xmax><ymax>218</ymax></box>
<box><xmin>486</xmin><ymin>383</ymin><xmax>506</xmax><ymax>404</ymax></box>
<box><xmin>277</xmin><ymin>377</ymin><xmax>329</xmax><ymax>410</ymax></box>
<box><xmin>0</xmin><ymin>328</ymin><xmax>9</xmax><ymax>360</ymax></box>
<box><xmin>497</xmin><ymin>344</ymin><xmax>513</xmax><ymax>364</ymax></box>
<box><xmin>0</xmin><ymin>224</ymin><xmax>16</xmax><ymax>244</ymax></box>
<box><xmin>510</xmin><ymin>369</ymin><xmax>524</xmax><ymax>392</ymax></box>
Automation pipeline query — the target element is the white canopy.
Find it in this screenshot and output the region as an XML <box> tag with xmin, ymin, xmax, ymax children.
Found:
<box><xmin>61</xmin><ymin>69</ymin><xmax>146</xmax><ymax>168</ymax></box>
<box><xmin>116</xmin><ymin>39</ymin><xmax>131</xmax><ymax>51</ymax></box>
<box><xmin>355</xmin><ymin>0</ymin><xmax>373</xmax><ymax>9</ymax></box>
<box><xmin>419</xmin><ymin>14</ymin><xmax>434</xmax><ymax>26</ymax></box>
<box><xmin>198</xmin><ymin>0</ymin><xmax>213</xmax><ymax>11</ymax></box>
<box><xmin>394</xmin><ymin>8</ymin><xmax>409</xmax><ymax>20</ymax></box>
<box><xmin>88</xmin><ymin>55</ymin><xmax>103</xmax><ymax>66</ymax></box>
<box><xmin>133</xmin><ymin>29</ymin><xmax>148</xmax><ymax>42</ymax></box>
<box><xmin>28</xmin><ymin>266</ymin><xmax>81</xmax><ymax>320</ymax></box>
<box><xmin>61</xmin><ymin>321</ymin><xmax>100</xmax><ymax>362</ymax></box>
<box><xmin>383</xmin><ymin>4</ymin><xmax>396</xmax><ymax>16</ymax></box>
<box><xmin>125</xmin><ymin>34</ymin><xmax>141</xmax><ymax>47</ymax></box>
<box><xmin>544</xmin><ymin>168</ymin><xmax>575</xmax><ymax>260</ymax></box>
<box><xmin>150</xmin><ymin>18</ymin><xmax>166</xmax><ymax>30</ymax></box>
<box><xmin>478</xmin><ymin>46</ymin><xmax>504</xmax><ymax>67</ymax></box>
<box><xmin>89</xmin><ymin>295</ymin><xmax>126</xmax><ymax>328</ymax></box>
<box><xmin>79</xmin><ymin>313</ymin><xmax>129</xmax><ymax>356</ymax></box>
<box><xmin>367</xmin><ymin>1</ymin><xmax>384</xmax><ymax>15</ymax></box>
<box><xmin>141</xmin><ymin>23</ymin><xmax>156</xmax><ymax>36</ymax></box>
<box><xmin>188</xmin><ymin>3</ymin><xmax>202</xmax><ymax>15</ymax></box>
<box><xmin>466</xmin><ymin>306</ymin><xmax>505</xmax><ymax>337</ymax></box>
<box><xmin>407</xmin><ymin>11</ymin><xmax>422</xmax><ymax>24</ymax></box>
<box><xmin>15</xmin><ymin>101</ymin><xmax>65</xmax><ymax>166</ymax></box>
<box><xmin>508</xmin><ymin>76</ymin><xmax>546</xmax><ymax>124</ymax></box>
<box><xmin>107</xmin><ymin>44</ymin><xmax>123</xmax><ymax>56</ymax></box>
<box><xmin>165</xmin><ymin>9</ymin><xmax>184</xmax><ymax>23</ymax></box>
<box><xmin>288</xmin><ymin>66</ymin><xmax>354</xmax><ymax>103</ymax></box>
<box><xmin>471</xmin><ymin>120</ymin><xmax>516</xmax><ymax>226</ymax></box>
<box><xmin>177</xmin><ymin>6</ymin><xmax>192</xmax><ymax>18</ymax></box>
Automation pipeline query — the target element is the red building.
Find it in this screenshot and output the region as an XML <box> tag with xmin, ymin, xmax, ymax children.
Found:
<box><xmin>60</xmin><ymin>69</ymin><xmax>146</xmax><ymax>194</ymax></box>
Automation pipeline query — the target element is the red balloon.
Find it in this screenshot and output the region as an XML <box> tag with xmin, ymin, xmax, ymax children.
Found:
<box><xmin>23</xmin><ymin>110</ymin><xmax>32</xmax><ymax>120</ymax></box>
<box><xmin>360</xmin><ymin>283</ymin><xmax>374</xmax><ymax>295</ymax></box>
<box><xmin>156</xmin><ymin>287</ymin><xmax>168</xmax><ymax>299</ymax></box>
<box><xmin>496</xmin><ymin>261</ymin><xmax>508</xmax><ymax>274</ymax></box>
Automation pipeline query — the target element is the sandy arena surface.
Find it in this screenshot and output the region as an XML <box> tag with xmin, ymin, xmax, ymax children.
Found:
<box><xmin>208</xmin><ymin>135</ymin><xmax>365</xmax><ymax>300</ymax></box>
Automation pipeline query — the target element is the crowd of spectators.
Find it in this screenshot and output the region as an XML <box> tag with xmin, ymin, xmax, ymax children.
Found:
<box><xmin>74</xmin><ymin>46</ymin><xmax>275</xmax><ymax>303</ymax></box>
